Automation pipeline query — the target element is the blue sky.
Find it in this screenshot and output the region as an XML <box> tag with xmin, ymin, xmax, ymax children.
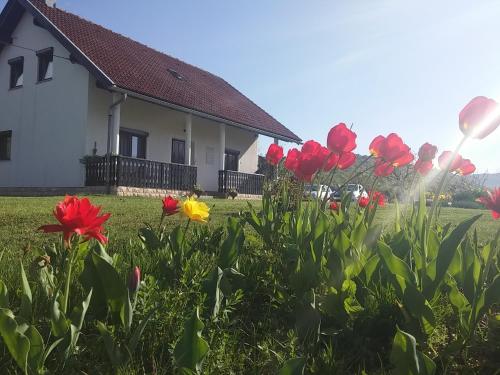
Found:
<box><xmin>3</xmin><ymin>0</ymin><xmax>499</xmax><ymax>172</ymax></box>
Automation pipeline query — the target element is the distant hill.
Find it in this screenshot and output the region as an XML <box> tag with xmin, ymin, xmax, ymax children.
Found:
<box><xmin>474</xmin><ymin>173</ymin><xmax>500</xmax><ymax>188</ymax></box>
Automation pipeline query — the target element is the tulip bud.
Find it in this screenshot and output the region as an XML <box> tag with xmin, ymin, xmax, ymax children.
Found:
<box><xmin>128</xmin><ymin>266</ymin><xmax>141</xmax><ymax>294</ymax></box>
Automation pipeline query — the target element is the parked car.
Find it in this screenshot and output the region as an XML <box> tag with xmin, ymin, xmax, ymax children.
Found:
<box><xmin>331</xmin><ymin>183</ymin><xmax>368</xmax><ymax>201</ymax></box>
<box><xmin>304</xmin><ymin>184</ymin><xmax>334</xmax><ymax>200</ymax></box>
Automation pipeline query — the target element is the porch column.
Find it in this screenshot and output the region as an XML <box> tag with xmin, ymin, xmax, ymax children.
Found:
<box><xmin>185</xmin><ymin>113</ymin><xmax>192</xmax><ymax>165</ymax></box>
<box><xmin>273</xmin><ymin>138</ymin><xmax>279</xmax><ymax>145</ymax></box>
<box><xmin>219</xmin><ymin>123</ymin><xmax>226</xmax><ymax>170</ymax></box>
<box><xmin>111</xmin><ymin>93</ymin><xmax>122</xmax><ymax>155</ymax></box>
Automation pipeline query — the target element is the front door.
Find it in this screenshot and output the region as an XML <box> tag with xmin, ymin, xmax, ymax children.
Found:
<box><xmin>171</xmin><ymin>138</ymin><xmax>185</xmax><ymax>164</ymax></box>
<box><xmin>224</xmin><ymin>149</ymin><xmax>239</xmax><ymax>171</ymax></box>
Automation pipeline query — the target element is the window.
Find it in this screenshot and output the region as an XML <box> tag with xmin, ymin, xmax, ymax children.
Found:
<box><xmin>0</xmin><ymin>131</ymin><xmax>12</xmax><ymax>161</ymax></box>
<box><xmin>224</xmin><ymin>149</ymin><xmax>239</xmax><ymax>171</ymax></box>
<box><xmin>8</xmin><ymin>57</ymin><xmax>23</xmax><ymax>89</ymax></box>
<box><xmin>37</xmin><ymin>48</ymin><xmax>54</xmax><ymax>82</ymax></box>
<box><xmin>171</xmin><ymin>139</ymin><xmax>185</xmax><ymax>164</ymax></box>
<box><xmin>119</xmin><ymin>129</ymin><xmax>147</xmax><ymax>158</ymax></box>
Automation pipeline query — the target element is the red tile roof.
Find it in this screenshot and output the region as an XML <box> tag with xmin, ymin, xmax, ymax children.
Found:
<box><xmin>26</xmin><ymin>0</ymin><xmax>301</xmax><ymax>142</ymax></box>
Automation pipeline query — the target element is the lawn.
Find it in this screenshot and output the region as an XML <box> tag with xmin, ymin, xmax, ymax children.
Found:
<box><xmin>0</xmin><ymin>194</ymin><xmax>496</xmax><ymax>289</ymax></box>
<box><xmin>0</xmin><ymin>194</ymin><xmax>498</xmax><ymax>373</ymax></box>
<box><xmin>0</xmin><ymin>195</ymin><xmax>496</xmax><ymax>254</ymax></box>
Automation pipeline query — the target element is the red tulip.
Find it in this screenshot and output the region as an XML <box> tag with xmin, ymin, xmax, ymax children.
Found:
<box><xmin>358</xmin><ymin>196</ymin><xmax>370</xmax><ymax>208</ymax></box>
<box><xmin>374</xmin><ymin>159</ymin><xmax>395</xmax><ymax>177</ymax></box>
<box><xmin>296</xmin><ymin>150</ymin><xmax>323</xmax><ymax>179</ymax></box>
<box><xmin>369</xmin><ymin>133</ymin><xmax>414</xmax><ymax>177</ymax></box>
<box><xmin>418</xmin><ymin>143</ymin><xmax>438</xmax><ymax>161</ymax></box>
<box><xmin>337</xmin><ymin>152</ymin><xmax>356</xmax><ymax>170</ymax></box>
<box><xmin>456</xmin><ymin>159</ymin><xmax>476</xmax><ymax>176</ymax></box>
<box><xmin>266</xmin><ymin>143</ymin><xmax>284</xmax><ymax>165</ymax></box>
<box><xmin>128</xmin><ymin>266</ymin><xmax>141</xmax><ymax>294</ymax></box>
<box><xmin>438</xmin><ymin>151</ymin><xmax>463</xmax><ymax>171</ymax></box>
<box><xmin>284</xmin><ymin>148</ymin><xmax>300</xmax><ymax>172</ymax></box>
<box><xmin>459</xmin><ymin>96</ymin><xmax>500</xmax><ymax>139</ymax></box>
<box><xmin>162</xmin><ymin>195</ymin><xmax>180</xmax><ymax>216</ymax></box>
<box><xmin>322</xmin><ymin>149</ymin><xmax>339</xmax><ymax>172</ymax></box>
<box><xmin>414</xmin><ymin>143</ymin><xmax>437</xmax><ymax>176</ymax></box>
<box><xmin>302</xmin><ymin>140</ymin><xmax>323</xmax><ymax>155</ymax></box>
<box><xmin>370</xmin><ymin>191</ymin><xmax>386</xmax><ymax>207</ymax></box>
<box><xmin>414</xmin><ymin>159</ymin><xmax>434</xmax><ymax>176</ymax></box>
<box><xmin>327</xmin><ymin>123</ymin><xmax>357</xmax><ymax>154</ymax></box>
<box><xmin>477</xmin><ymin>187</ymin><xmax>500</xmax><ymax>219</ymax></box>
<box><xmin>329</xmin><ymin>201</ymin><xmax>339</xmax><ymax>212</ymax></box>
<box><xmin>285</xmin><ymin>140</ymin><xmax>324</xmax><ymax>181</ymax></box>
<box><xmin>39</xmin><ymin>195</ymin><xmax>111</xmax><ymax>245</ymax></box>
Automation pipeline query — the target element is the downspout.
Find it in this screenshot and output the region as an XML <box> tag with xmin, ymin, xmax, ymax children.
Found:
<box><xmin>106</xmin><ymin>93</ymin><xmax>127</xmax><ymax>194</ymax></box>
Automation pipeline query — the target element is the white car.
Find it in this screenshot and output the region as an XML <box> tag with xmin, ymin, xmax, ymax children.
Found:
<box><xmin>346</xmin><ymin>183</ymin><xmax>368</xmax><ymax>201</ymax></box>
<box><xmin>332</xmin><ymin>184</ymin><xmax>368</xmax><ymax>201</ymax></box>
<box><xmin>304</xmin><ymin>184</ymin><xmax>334</xmax><ymax>200</ymax></box>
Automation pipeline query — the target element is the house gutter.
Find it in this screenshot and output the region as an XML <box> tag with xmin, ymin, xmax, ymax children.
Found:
<box><xmin>109</xmin><ymin>86</ymin><xmax>301</xmax><ymax>144</ymax></box>
<box><xmin>106</xmin><ymin>93</ymin><xmax>127</xmax><ymax>193</ymax></box>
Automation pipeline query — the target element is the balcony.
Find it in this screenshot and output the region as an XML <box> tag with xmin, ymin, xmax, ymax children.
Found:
<box><xmin>218</xmin><ymin>170</ymin><xmax>265</xmax><ymax>195</ymax></box>
<box><xmin>85</xmin><ymin>155</ymin><xmax>197</xmax><ymax>191</ymax></box>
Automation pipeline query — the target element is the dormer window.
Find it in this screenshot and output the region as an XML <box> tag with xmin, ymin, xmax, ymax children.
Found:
<box><xmin>8</xmin><ymin>57</ymin><xmax>23</xmax><ymax>89</ymax></box>
<box><xmin>37</xmin><ymin>47</ymin><xmax>54</xmax><ymax>82</ymax></box>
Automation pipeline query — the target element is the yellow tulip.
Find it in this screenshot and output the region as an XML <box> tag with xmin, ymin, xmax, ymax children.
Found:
<box><xmin>182</xmin><ymin>197</ymin><xmax>210</xmax><ymax>222</ymax></box>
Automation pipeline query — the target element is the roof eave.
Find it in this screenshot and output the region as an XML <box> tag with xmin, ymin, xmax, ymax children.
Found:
<box><xmin>111</xmin><ymin>85</ymin><xmax>302</xmax><ymax>143</ymax></box>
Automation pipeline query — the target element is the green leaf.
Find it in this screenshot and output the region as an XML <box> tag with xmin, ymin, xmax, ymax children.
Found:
<box><xmin>377</xmin><ymin>241</ymin><xmax>415</xmax><ymax>287</ymax></box>
<box><xmin>0</xmin><ymin>308</ymin><xmax>30</xmax><ymax>374</ymax></box>
<box><xmin>42</xmin><ymin>337</ymin><xmax>64</xmax><ymax>365</ymax></box>
<box><xmin>429</xmin><ymin>215</ymin><xmax>481</xmax><ymax>298</ymax></box>
<box><xmin>174</xmin><ymin>308</ymin><xmax>209</xmax><ymax>373</ymax></box>
<box><xmin>351</xmin><ymin>215</ymin><xmax>367</xmax><ymax>250</ymax></box>
<box><xmin>96</xmin><ymin>321</ymin><xmax>126</xmax><ymax>368</ymax></box>
<box><xmin>295</xmin><ymin>290</ymin><xmax>321</xmax><ymax>343</ymax></box>
<box><xmin>279</xmin><ymin>357</ymin><xmax>306</xmax><ymax>375</ymax></box>
<box><xmin>25</xmin><ymin>325</ymin><xmax>44</xmax><ymax>373</ymax></box>
<box><xmin>67</xmin><ymin>289</ymin><xmax>93</xmax><ymax>355</ymax></box>
<box><xmin>19</xmin><ymin>263</ymin><xmax>32</xmax><ymax>322</ymax></box>
<box><xmin>50</xmin><ymin>293</ymin><xmax>69</xmax><ymax>337</ymax></box>
<box><xmin>362</xmin><ymin>256</ymin><xmax>379</xmax><ymax>285</ymax></box>
<box><xmin>138</xmin><ymin>226</ymin><xmax>162</xmax><ymax>251</ymax></box>
<box><xmin>390</xmin><ymin>327</ymin><xmax>436</xmax><ymax>375</ymax></box>
<box><xmin>88</xmin><ymin>248</ymin><xmax>129</xmax><ymax>327</ymax></box>
<box><xmin>333</xmin><ymin>229</ymin><xmax>350</xmax><ymax>254</ymax></box>
<box><xmin>402</xmin><ymin>284</ymin><xmax>435</xmax><ymax>335</ymax></box>
<box><xmin>0</xmin><ymin>279</ymin><xmax>9</xmax><ymax>308</ymax></box>
<box><xmin>447</xmin><ymin>278</ymin><xmax>469</xmax><ymax>313</ymax></box>
<box><xmin>202</xmin><ymin>267</ymin><xmax>224</xmax><ymax>318</ymax></box>
<box><xmin>128</xmin><ymin>308</ymin><xmax>156</xmax><ymax>354</ymax></box>
<box><xmin>218</xmin><ymin>218</ymin><xmax>245</xmax><ymax>269</ymax></box>
<box><xmin>475</xmin><ymin>275</ymin><xmax>500</xmax><ymax>319</ymax></box>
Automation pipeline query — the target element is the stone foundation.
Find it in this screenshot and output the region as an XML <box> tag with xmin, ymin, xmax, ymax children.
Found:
<box><xmin>0</xmin><ymin>186</ymin><xmax>107</xmax><ymax>196</ymax></box>
<box><xmin>0</xmin><ymin>186</ymin><xmax>262</xmax><ymax>199</ymax></box>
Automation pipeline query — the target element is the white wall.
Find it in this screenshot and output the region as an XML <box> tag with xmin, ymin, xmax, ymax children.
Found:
<box><xmin>0</xmin><ymin>11</ymin><xmax>259</xmax><ymax>190</ymax></box>
<box><xmin>0</xmin><ymin>12</ymin><xmax>89</xmax><ymax>187</ymax></box>
<box><xmin>87</xmin><ymin>94</ymin><xmax>259</xmax><ymax>191</ymax></box>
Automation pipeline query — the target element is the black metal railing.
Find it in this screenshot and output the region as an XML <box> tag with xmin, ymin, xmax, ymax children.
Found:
<box><xmin>218</xmin><ymin>170</ymin><xmax>265</xmax><ymax>195</ymax></box>
<box><xmin>85</xmin><ymin>155</ymin><xmax>197</xmax><ymax>191</ymax></box>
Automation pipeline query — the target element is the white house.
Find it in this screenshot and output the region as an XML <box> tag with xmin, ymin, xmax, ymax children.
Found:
<box><xmin>0</xmin><ymin>0</ymin><xmax>301</xmax><ymax>196</ymax></box>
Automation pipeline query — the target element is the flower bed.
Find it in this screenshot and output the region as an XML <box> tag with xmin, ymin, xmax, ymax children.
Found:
<box><xmin>0</xmin><ymin>96</ymin><xmax>499</xmax><ymax>374</ymax></box>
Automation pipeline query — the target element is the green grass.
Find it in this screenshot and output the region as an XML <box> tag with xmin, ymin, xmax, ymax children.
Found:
<box><xmin>0</xmin><ymin>195</ymin><xmax>496</xmax><ymax>255</ymax></box>
<box><xmin>0</xmin><ymin>195</ymin><xmax>498</xmax><ymax>373</ymax></box>
<box><xmin>0</xmin><ymin>195</ymin><xmax>496</xmax><ymax>291</ymax></box>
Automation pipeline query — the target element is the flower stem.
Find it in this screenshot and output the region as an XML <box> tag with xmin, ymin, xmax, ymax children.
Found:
<box><xmin>62</xmin><ymin>249</ymin><xmax>76</xmax><ymax>315</ymax></box>
<box><xmin>180</xmin><ymin>219</ymin><xmax>191</xmax><ymax>251</ymax></box>
<box><xmin>427</xmin><ymin>135</ymin><xmax>468</xmax><ymax>232</ymax></box>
